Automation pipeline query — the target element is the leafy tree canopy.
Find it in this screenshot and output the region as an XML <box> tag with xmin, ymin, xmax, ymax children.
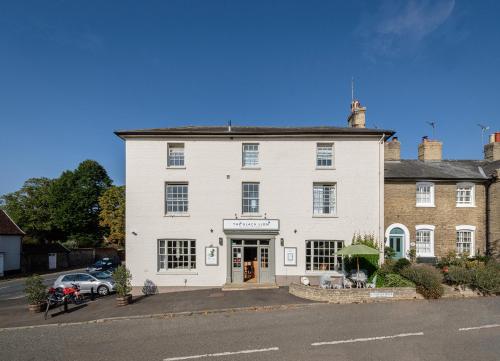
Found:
<box><xmin>99</xmin><ymin>185</ymin><xmax>125</xmax><ymax>249</ymax></box>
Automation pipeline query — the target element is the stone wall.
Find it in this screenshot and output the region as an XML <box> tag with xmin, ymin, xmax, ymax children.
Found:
<box><xmin>385</xmin><ymin>181</ymin><xmax>487</xmax><ymax>257</ymax></box>
<box><xmin>289</xmin><ymin>283</ymin><xmax>421</xmax><ymax>303</ymax></box>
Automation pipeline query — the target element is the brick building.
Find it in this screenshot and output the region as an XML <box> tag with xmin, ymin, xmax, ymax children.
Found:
<box><xmin>384</xmin><ymin>134</ymin><xmax>500</xmax><ymax>261</ymax></box>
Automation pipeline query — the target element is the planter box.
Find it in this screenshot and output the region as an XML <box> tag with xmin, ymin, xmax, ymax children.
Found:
<box><xmin>116</xmin><ymin>294</ymin><xmax>132</xmax><ymax>306</ymax></box>
<box><xmin>28</xmin><ymin>302</ymin><xmax>46</xmax><ymax>313</ymax></box>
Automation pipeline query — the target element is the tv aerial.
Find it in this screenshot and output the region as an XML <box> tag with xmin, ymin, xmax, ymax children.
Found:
<box><xmin>477</xmin><ymin>124</ymin><xmax>490</xmax><ymax>145</ymax></box>
<box><xmin>426</xmin><ymin>121</ymin><xmax>437</xmax><ymax>139</ymax></box>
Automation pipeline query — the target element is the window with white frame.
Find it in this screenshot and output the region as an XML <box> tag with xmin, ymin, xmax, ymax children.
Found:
<box><xmin>456</xmin><ymin>226</ymin><xmax>475</xmax><ymax>256</ymax></box>
<box><xmin>456</xmin><ymin>183</ymin><xmax>475</xmax><ymax>207</ymax></box>
<box><xmin>242</xmin><ymin>143</ymin><xmax>259</xmax><ymax>167</ymax></box>
<box><xmin>158</xmin><ymin>239</ymin><xmax>196</xmax><ymax>271</ymax></box>
<box><xmin>416</xmin><ymin>182</ymin><xmax>434</xmax><ymax>206</ymax></box>
<box><xmin>313</xmin><ymin>183</ymin><xmax>337</xmax><ymax>215</ymax></box>
<box><xmin>167</xmin><ymin>143</ymin><xmax>185</xmax><ymax>167</ymax></box>
<box><xmin>306</xmin><ymin>240</ymin><xmax>343</xmax><ymax>271</ymax></box>
<box><xmin>165</xmin><ymin>183</ymin><xmax>188</xmax><ymax>214</ymax></box>
<box><xmin>242</xmin><ymin>182</ymin><xmax>259</xmax><ymax>213</ymax></box>
<box><xmin>415</xmin><ymin>226</ymin><xmax>435</xmax><ymax>257</ymax></box>
<box><xmin>316</xmin><ymin>143</ymin><xmax>334</xmax><ymax>168</ymax></box>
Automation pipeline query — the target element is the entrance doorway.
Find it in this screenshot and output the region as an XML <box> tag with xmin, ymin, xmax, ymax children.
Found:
<box><xmin>231</xmin><ymin>239</ymin><xmax>273</xmax><ymax>284</ymax></box>
<box><xmin>388</xmin><ymin>227</ymin><xmax>405</xmax><ymax>259</ymax></box>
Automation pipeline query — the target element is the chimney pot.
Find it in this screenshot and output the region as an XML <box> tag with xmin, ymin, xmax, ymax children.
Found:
<box><xmin>385</xmin><ymin>137</ymin><xmax>401</xmax><ymax>161</ymax></box>
<box><xmin>484</xmin><ymin>132</ymin><xmax>500</xmax><ymax>161</ymax></box>
<box><xmin>347</xmin><ymin>100</ymin><xmax>366</xmax><ymax>128</ymax></box>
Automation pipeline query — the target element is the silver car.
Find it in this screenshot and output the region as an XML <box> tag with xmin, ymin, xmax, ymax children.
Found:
<box><xmin>53</xmin><ymin>272</ymin><xmax>116</xmax><ymax>296</ymax></box>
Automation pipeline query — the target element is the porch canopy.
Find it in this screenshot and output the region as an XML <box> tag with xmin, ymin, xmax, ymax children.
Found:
<box><xmin>337</xmin><ymin>244</ymin><xmax>379</xmax><ymax>274</ymax></box>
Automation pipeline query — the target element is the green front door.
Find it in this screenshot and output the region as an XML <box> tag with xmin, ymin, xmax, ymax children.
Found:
<box><xmin>389</xmin><ymin>236</ymin><xmax>404</xmax><ymax>259</ymax></box>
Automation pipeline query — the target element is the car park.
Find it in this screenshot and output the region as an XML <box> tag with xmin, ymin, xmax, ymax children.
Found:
<box><xmin>53</xmin><ymin>272</ymin><xmax>116</xmax><ymax>296</ymax></box>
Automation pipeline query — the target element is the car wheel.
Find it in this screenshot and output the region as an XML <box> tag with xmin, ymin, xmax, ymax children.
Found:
<box><xmin>97</xmin><ymin>285</ymin><xmax>109</xmax><ymax>296</ymax></box>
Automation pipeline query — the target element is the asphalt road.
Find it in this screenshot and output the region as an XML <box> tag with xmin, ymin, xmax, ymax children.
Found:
<box><xmin>0</xmin><ymin>269</ymin><xmax>84</xmax><ymax>301</ymax></box>
<box><xmin>0</xmin><ymin>297</ymin><xmax>499</xmax><ymax>361</ymax></box>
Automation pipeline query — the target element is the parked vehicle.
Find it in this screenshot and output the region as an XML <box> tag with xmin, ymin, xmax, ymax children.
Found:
<box><xmin>44</xmin><ymin>283</ymin><xmax>83</xmax><ymax>319</ymax></box>
<box><xmin>53</xmin><ymin>273</ymin><xmax>116</xmax><ymax>296</ymax></box>
<box><xmin>86</xmin><ymin>258</ymin><xmax>119</xmax><ymax>273</ymax></box>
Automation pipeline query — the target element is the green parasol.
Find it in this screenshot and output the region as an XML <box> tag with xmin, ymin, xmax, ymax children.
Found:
<box><xmin>337</xmin><ymin>244</ymin><xmax>379</xmax><ymax>275</ymax></box>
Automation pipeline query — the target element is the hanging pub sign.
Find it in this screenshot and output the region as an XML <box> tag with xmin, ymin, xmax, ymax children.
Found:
<box><xmin>223</xmin><ymin>219</ymin><xmax>280</xmax><ymax>233</ymax></box>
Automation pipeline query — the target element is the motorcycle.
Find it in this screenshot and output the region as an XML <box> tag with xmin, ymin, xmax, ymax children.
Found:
<box><xmin>44</xmin><ymin>283</ymin><xmax>83</xmax><ymax>320</ymax></box>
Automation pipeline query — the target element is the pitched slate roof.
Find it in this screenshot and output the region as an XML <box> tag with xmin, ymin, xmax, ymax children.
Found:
<box><xmin>115</xmin><ymin>125</ymin><xmax>394</xmax><ymax>139</ymax></box>
<box><xmin>385</xmin><ymin>160</ymin><xmax>500</xmax><ymax>181</ymax></box>
<box><xmin>0</xmin><ymin>210</ymin><xmax>25</xmax><ymax>236</ymax></box>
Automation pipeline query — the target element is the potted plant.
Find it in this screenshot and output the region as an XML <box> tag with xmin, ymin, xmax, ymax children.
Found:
<box><xmin>113</xmin><ymin>265</ymin><xmax>132</xmax><ymax>306</ymax></box>
<box><xmin>25</xmin><ymin>275</ymin><xmax>47</xmax><ymax>313</ymax></box>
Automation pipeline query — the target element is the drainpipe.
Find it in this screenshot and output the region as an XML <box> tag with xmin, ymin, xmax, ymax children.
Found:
<box><xmin>378</xmin><ymin>133</ymin><xmax>386</xmax><ymax>265</ymax></box>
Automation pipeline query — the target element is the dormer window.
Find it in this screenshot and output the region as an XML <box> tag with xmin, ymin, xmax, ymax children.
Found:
<box><xmin>416</xmin><ymin>182</ymin><xmax>435</xmax><ymax>207</ymax></box>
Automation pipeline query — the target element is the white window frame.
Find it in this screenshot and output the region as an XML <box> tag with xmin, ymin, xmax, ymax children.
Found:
<box><xmin>242</xmin><ymin>182</ymin><xmax>260</xmax><ymax>214</ymax></box>
<box><xmin>456</xmin><ymin>182</ymin><xmax>475</xmax><ymax>207</ymax></box>
<box><xmin>316</xmin><ymin>143</ymin><xmax>334</xmax><ymax>169</ymax></box>
<box><xmin>415</xmin><ymin>225</ymin><xmax>435</xmax><ymax>258</ymax></box>
<box><xmin>416</xmin><ymin>182</ymin><xmax>435</xmax><ymax>207</ymax></box>
<box><xmin>455</xmin><ymin>225</ymin><xmax>476</xmax><ymax>257</ymax></box>
<box><xmin>158</xmin><ymin>239</ymin><xmax>196</xmax><ymax>271</ymax></box>
<box><xmin>165</xmin><ymin>183</ymin><xmax>189</xmax><ymax>215</ymax></box>
<box><xmin>313</xmin><ymin>183</ymin><xmax>337</xmax><ymax>216</ymax></box>
<box><xmin>167</xmin><ymin>143</ymin><xmax>185</xmax><ymax>168</ymax></box>
<box><xmin>242</xmin><ymin>143</ymin><xmax>260</xmax><ymax>168</ymax></box>
<box><xmin>305</xmin><ymin>240</ymin><xmax>344</xmax><ymax>272</ymax></box>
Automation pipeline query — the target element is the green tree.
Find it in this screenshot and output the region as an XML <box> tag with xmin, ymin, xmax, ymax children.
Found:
<box><xmin>99</xmin><ymin>185</ymin><xmax>125</xmax><ymax>249</ymax></box>
<box><xmin>0</xmin><ymin>177</ymin><xmax>61</xmax><ymax>243</ymax></box>
<box><xmin>51</xmin><ymin>160</ymin><xmax>112</xmax><ymax>246</ymax></box>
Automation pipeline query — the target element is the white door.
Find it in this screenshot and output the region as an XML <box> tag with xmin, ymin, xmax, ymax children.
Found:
<box><xmin>0</xmin><ymin>253</ymin><xmax>4</xmax><ymax>277</ymax></box>
<box><xmin>48</xmin><ymin>253</ymin><xmax>57</xmax><ymax>270</ymax></box>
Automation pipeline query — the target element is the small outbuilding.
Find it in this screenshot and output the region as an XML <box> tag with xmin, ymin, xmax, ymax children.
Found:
<box><xmin>0</xmin><ymin>210</ymin><xmax>24</xmax><ymax>276</ymax></box>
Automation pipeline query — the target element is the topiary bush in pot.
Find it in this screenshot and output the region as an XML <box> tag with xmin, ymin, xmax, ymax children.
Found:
<box><xmin>400</xmin><ymin>264</ymin><xmax>444</xmax><ymax>299</ymax></box>
<box><xmin>25</xmin><ymin>275</ymin><xmax>47</xmax><ymax>312</ymax></box>
<box><xmin>112</xmin><ymin>265</ymin><xmax>132</xmax><ymax>306</ymax></box>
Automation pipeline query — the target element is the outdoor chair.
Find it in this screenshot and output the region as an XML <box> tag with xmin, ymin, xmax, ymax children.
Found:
<box><xmin>366</xmin><ymin>274</ymin><xmax>377</xmax><ymax>288</ymax></box>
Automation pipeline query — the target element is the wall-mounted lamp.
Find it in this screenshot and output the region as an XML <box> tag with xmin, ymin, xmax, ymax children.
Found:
<box><xmin>210</xmin><ymin>228</ymin><xmax>214</xmax><ymax>233</ymax></box>
<box><xmin>219</xmin><ymin>237</ymin><xmax>223</xmax><ymax>246</ymax></box>
<box><xmin>294</xmin><ymin>229</ymin><xmax>297</xmax><ymax>234</ymax></box>
<box><xmin>280</xmin><ymin>238</ymin><xmax>284</xmax><ymax>247</ymax></box>
<box><xmin>131</xmin><ymin>231</ymin><xmax>138</xmax><ymax>236</ymax></box>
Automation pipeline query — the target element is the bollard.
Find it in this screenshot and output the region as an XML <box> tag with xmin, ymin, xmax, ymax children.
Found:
<box><xmin>63</xmin><ymin>297</ymin><xmax>68</xmax><ymax>312</ymax></box>
<box><xmin>90</xmin><ymin>287</ymin><xmax>95</xmax><ymax>301</ymax></box>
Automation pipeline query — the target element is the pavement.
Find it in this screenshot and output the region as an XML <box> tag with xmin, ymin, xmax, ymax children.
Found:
<box><xmin>0</xmin><ymin>268</ymin><xmax>85</xmax><ymax>301</ymax></box>
<box><xmin>0</xmin><ymin>287</ymin><xmax>314</xmax><ymax>328</ymax></box>
<box><xmin>0</xmin><ymin>297</ymin><xmax>499</xmax><ymax>361</ymax></box>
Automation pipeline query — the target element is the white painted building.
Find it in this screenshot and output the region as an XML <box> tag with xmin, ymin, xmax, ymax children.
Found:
<box><xmin>117</xmin><ymin>107</ymin><xmax>392</xmax><ymax>288</ymax></box>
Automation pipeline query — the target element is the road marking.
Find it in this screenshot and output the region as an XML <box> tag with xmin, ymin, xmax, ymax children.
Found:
<box><xmin>459</xmin><ymin>324</ymin><xmax>500</xmax><ymax>331</ymax></box>
<box><xmin>163</xmin><ymin>347</ymin><xmax>279</xmax><ymax>360</ymax></box>
<box><xmin>311</xmin><ymin>332</ymin><xmax>424</xmax><ymax>346</ymax></box>
<box><xmin>7</xmin><ymin>295</ymin><xmax>26</xmax><ymax>300</ymax></box>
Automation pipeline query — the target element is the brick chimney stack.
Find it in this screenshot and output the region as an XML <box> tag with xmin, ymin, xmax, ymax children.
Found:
<box><xmin>418</xmin><ymin>136</ymin><xmax>442</xmax><ymax>161</ymax></box>
<box><xmin>347</xmin><ymin>100</ymin><xmax>366</xmax><ymax>128</ymax></box>
<box><xmin>484</xmin><ymin>132</ymin><xmax>500</xmax><ymax>161</ymax></box>
<box><xmin>385</xmin><ymin>137</ymin><xmax>401</xmax><ymax>161</ymax></box>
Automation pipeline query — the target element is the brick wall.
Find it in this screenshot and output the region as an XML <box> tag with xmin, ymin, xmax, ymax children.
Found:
<box><xmin>289</xmin><ymin>283</ymin><xmax>421</xmax><ymax>303</ymax></box>
<box><xmin>489</xmin><ymin>173</ymin><xmax>500</xmax><ymax>259</ymax></box>
<box><xmin>385</xmin><ymin>182</ymin><xmax>487</xmax><ymax>257</ymax></box>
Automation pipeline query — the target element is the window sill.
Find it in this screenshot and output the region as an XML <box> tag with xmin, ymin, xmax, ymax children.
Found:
<box><xmin>241</xmin><ymin>167</ymin><xmax>261</xmax><ymax>170</ymax></box>
<box><xmin>241</xmin><ymin>213</ymin><xmax>263</xmax><ymax>218</ymax></box>
<box><xmin>316</xmin><ymin>167</ymin><xmax>335</xmax><ymax>170</ymax></box>
<box><xmin>164</xmin><ymin>213</ymin><xmax>190</xmax><ymax>217</ymax></box>
<box><xmin>156</xmin><ymin>270</ymin><xmax>198</xmax><ymax>275</ymax></box>
<box><xmin>456</xmin><ymin>204</ymin><xmax>475</xmax><ymax>208</ymax></box>
<box><xmin>166</xmin><ymin>166</ymin><xmax>186</xmax><ymax>169</ymax></box>
<box><xmin>416</xmin><ymin>204</ymin><xmax>435</xmax><ymax>208</ymax></box>
<box><xmin>312</xmin><ymin>214</ymin><xmax>338</xmax><ymax>218</ymax></box>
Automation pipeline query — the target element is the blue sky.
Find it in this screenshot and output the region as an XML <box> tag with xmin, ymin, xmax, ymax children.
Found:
<box><xmin>1</xmin><ymin>0</ymin><xmax>499</xmax><ymax>194</ymax></box>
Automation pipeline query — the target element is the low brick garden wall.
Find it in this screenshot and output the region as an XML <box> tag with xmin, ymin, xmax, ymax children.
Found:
<box><xmin>289</xmin><ymin>283</ymin><xmax>423</xmax><ymax>303</ymax></box>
